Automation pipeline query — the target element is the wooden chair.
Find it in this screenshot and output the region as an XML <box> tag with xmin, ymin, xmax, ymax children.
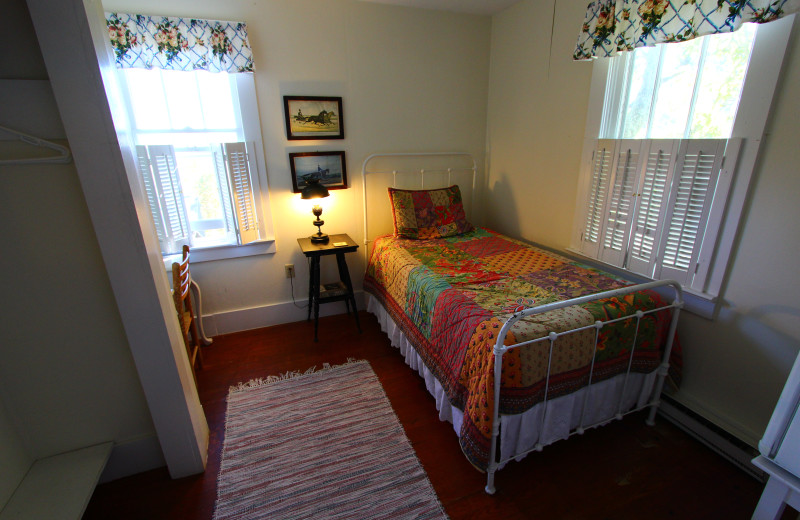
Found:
<box><xmin>172</xmin><ymin>245</ymin><xmax>203</xmax><ymax>375</ymax></box>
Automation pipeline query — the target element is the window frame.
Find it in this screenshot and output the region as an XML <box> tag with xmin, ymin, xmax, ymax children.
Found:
<box><xmin>117</xmin><ymin>68</ymin><xmax>275</xmax><ymax>263</ymax></box>
<box><xmin>571</xmin><ymin>15</ymin><xmax>795</xmax><ymax>318</ymax></box>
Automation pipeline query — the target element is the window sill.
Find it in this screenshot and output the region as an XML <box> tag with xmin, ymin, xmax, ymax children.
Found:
<box><xmin>162</xmin><ymin>238</ymin><xmax>276</xmax><ymax>270</ymax></box>
<box><xmin>561</xmin><ymin>246</ymin><xmax>719</xmax><ymax>320</ymax></box>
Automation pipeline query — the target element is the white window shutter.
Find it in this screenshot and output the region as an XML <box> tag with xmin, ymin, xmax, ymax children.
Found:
<box><xmin>656</xmin><ymin>139</ymin><xmax>726</xmax><ymax>287</ymax></box>
<box><xmin>212</xmin><ymin>145</ymin><xmax>237</xmax><ymax>235</ymax></box>
<box><xmin>580</xmin><ymin>140</ymin><xmax>616</xmax><ymax>259</ymax></box>
<box><xmin>626</xmin><ymin>139</ymin><xmax>679</xmax><ymax>277</ymax></box>
<box><xmin>223</xmin><ymin>142</ymin><xmax>259</xmax><ymax>245</ymax></box>
<box><xmin>135</xmin><ymin>145</ymin><xmax>167</xmax><ymax>245</ymax></box>
<box><xmin>695</xmin><ymin>138</ymin><xmax>742</xmax><ymax>295</ymax></box>
<box><xmin>598</xmin><ymin>139</ymin><xmax>643</xmax><ymax>267</ymax></box>
<box><xmin>147</xmin><ymin>144</ymin><xmax>190</xmax><ymax>254</ymax></box>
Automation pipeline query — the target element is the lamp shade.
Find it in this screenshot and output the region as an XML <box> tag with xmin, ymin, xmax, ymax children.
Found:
<box><xmin>300</xmin><ymin>179</ymin><xmax>330</xmax><ymax>200</ymax></box>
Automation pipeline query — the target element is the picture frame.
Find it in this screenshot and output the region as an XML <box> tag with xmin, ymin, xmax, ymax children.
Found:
<box><xmin>290</xmin><ymin>151</ymin><xmax>348</xmax><ymax>193</ymax></box>
<box><xmin>283</xmin><ymin>96</ymin><xmax>344</xmax><ymax>140</ymax></box>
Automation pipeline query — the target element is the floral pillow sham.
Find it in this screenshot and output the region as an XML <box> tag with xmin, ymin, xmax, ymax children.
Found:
<box><xmin>388</xmin><ymin>185</ymin><xmax>474</xmax><ymax>239</ymax></box>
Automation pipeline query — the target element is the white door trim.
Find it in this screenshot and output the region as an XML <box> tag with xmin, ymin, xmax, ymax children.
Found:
<box><xmin>26</xmin><ymin>0</ymin><xmax>209</xmax><ymax>478</ymax></box>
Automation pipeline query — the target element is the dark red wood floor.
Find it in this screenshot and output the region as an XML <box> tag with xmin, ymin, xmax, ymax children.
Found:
<box><xmin>84</xmin><ymin>311</ymin><xmax>772</xmax><ymax>519</ymax></box>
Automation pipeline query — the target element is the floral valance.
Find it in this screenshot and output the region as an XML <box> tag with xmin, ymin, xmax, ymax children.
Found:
<box><xmin>105</xmin><ymin>12</ymin><xmax>254</xmax><ymax>73</ymax></box>
<box><xmin>574</xmin><ymin>0</ymin><xmax>800</xmax><ymax>60</ymax></box>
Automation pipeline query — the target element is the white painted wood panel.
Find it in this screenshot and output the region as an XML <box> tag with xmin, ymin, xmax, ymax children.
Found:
<box><xmin>0</xmin><ymin>443</ymin><xmax>112</xmax><ymax>520</ymax></box>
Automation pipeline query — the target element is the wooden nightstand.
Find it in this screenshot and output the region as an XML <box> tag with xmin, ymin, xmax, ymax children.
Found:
<box><xmin>297</xmin><ymin>233</ymin><xmax>362</xmax><ymax>341</ymax></box>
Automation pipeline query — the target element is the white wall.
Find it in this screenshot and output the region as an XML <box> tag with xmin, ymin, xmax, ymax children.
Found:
<box><xmin>0</xmin><ymin>0</ymin><xmax>160</xmax><ymax>484</ymax></box>
<box><xmin>675</xmin><ymin>19</ymin><xmax>800</xmax><ymax>441</ymax></box>
<box><xmin>487</xmin><ymin>0</ymin><xmax>800</xmax><ymax>445</ymax></box>
<box><xmin>5</xmin><ymin>0</ymin><xmax>793</xmax><ymax>487</ymax></box>
<box><xmin>1</xmin><ymin>0</ymin><xmax>491</xmax><ymax>486</ymax></box>
<box><xmin>0</xmin><ymin>153</ymin><xmax>159</xmax><ymax>459</ymax></box>
<box><xmin>102</xmin><ymin>0</ymin><xmax>492</xmax><ymax>333</ymax></box>
<box><xmin>485</xmin><ymin>0</ymin><xmax>591</xmax><ymax>248</ymax></box>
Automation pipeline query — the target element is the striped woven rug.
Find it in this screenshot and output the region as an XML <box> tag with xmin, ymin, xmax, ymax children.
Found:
<box><xmin>214</xmin><ymin>359</ymin><xmax>448</xmax><ymax>520</ymax></box>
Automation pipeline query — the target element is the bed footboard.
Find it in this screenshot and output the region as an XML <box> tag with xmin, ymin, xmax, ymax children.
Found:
<box><xmin>484</xmin><ymin>279</ymin><xmax>683</xmax><ymax>494</ymax></box>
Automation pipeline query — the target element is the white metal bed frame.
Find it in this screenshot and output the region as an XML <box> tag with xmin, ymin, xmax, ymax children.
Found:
<box><xmin>361</xmin><ymin>152</ymin><xmax>477</xmax><ymax>263</ymax></box>
<box><xmin>361</xmin><ymin>152</ymin><xmax>683</xmax><ymax>494</ymax></box>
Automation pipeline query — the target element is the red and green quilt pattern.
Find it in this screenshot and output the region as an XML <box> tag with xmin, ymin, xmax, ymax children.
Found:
<box><xmin>363</xmin><ymin>228</ymin><xmax>679</xmax><ymax>471</ymax></box>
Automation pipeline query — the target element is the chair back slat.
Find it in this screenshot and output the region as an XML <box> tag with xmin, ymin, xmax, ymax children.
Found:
<box><xmin>171</xmin><ymin>245</ymin><xmax>202</xmax><ymax>377</ymax></box>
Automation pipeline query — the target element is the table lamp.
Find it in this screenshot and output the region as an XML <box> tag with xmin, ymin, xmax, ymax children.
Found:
<box><xmin>301</xmin><ymin>179</ymin><xmax>330</xmax><ymax>243</ymax></box>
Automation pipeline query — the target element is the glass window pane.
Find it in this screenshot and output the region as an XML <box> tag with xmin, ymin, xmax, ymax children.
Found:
<box><xmin>649</xmin><ymin>38</ymin><xmax>703</xmax><ymax>138</ymax></box>
<box><xmin>619</xmin><ymin>46</ymin><xmax>660</xmax><ymax>139</ymax></box>
<box><xmin>196</xmin><ymin>71</ymin><xmax>237</xmax><ymax>130</ymax></box>
<box><xmin>175</xmin><ymin>148</ymin><xmax>236</xmax><ymax>248</ymax></box>
<box><xmin>124</xmin><ymin>68</ymin><xmax>170</xmax><ymax>131</ymax></box>
<box><xmin>121</xmin><ymin>67</ymin><xmax>249</xmax><ymax>250</ymax></box>
<box><xmin>689</xmin><ymin>24</ymin><xmax>756</xmax><ymax>138</ymax></box>
<box><xmin>162</xmin><ymin>70</ymin><xmax>205</xmax><ymax>130</ymax></box>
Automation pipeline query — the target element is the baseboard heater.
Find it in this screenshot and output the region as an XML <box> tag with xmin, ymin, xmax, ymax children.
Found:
<box><xmin>657</xmin><ymin>395</ymin><xmax>766</xmax><ymax>482</ymax></box>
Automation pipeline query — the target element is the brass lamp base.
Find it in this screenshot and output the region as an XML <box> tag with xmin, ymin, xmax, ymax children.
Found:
<box><xmin>311</xmin><ymin>215</ymin><xmax>328</xmax><ymax>243</ymax></box>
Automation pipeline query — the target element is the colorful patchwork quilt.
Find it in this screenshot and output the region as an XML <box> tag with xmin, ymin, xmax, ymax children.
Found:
<box><xmin>364</xmin><ymin>227</ymin><xmax>680</xmax><ymax>471</ymax></box>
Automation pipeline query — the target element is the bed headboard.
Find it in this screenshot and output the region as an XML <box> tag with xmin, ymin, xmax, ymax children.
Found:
<box><xmin>361</xmin><ymin>152</ymin><xmax>477</xmax><ymax>257</ymax></box>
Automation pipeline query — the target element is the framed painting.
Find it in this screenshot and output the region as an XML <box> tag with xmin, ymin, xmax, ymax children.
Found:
<box><xmin>290</xmin><ymin>151</ymin><xmax>348</xmax><ymax>193</ymax></box>
<box><xmin>283</xmin><ymin>96</ymin><xmax>344</xmax><ymax>140</ymax></box>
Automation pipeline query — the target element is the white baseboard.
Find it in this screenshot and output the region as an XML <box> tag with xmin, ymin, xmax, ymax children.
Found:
<box><xmin>99</xmin><ymin>434</ymin><xmax>165</xmax><ymax>483</ymax></box>
<box><xmin>201</xmin><ymin>291</ymin><xmax>366</xmax><ymax>337</ymax></box>
<box><xmin>658</xmin><ymin>396</ymin><xmax>766</xmax><ymax>481</ymax></box>
<box><xmin>98</xmin><ymin>293</ymin><xmax>366</xmax><ymax>483</ymax></box>
<box><xmin>98</xmin><ymin>293</ymin><xmax>366</xmax><ymax>482</ymax></box>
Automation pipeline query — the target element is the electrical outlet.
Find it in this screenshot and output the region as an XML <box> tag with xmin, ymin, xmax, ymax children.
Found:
<box><xmin>285</xmin><ymin>264</ymin><xmax>295</xmax><ymax>278</ymax></box>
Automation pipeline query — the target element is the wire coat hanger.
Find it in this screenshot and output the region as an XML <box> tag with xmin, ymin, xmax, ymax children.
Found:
<box><xmin>0</xmin><ymin>124</ymin><xmax>72</xmax><ymax>165</ymax></box>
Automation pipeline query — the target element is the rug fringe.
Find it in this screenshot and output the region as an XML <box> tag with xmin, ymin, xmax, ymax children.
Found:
<box><xmin>228</xmin><ymin>358</ymin><xmax>366</xmax><ymax>394</ymax></box>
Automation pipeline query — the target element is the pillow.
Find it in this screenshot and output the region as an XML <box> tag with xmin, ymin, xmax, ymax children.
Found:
<box><xmin>388</xmin><ymin>185</ymin><xmax>474</xmax><ymax>239</ymax></box>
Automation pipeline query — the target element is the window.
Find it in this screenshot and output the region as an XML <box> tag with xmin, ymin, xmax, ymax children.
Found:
<box><xmin>604</xmin><ymin>24</ymin><xmax>756</xmax><ymax>140</ymax></box>
<box><xmin>572</xmin><ymin>16</ymin><xmax>793</xmax><ymax>309</ymax></box>
<box><xmin>118</xmin><ymin>67</ymin><xmax>271</xmax><ymax>257</ymax></box>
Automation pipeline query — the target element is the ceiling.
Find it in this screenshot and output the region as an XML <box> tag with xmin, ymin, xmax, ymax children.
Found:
<box><xmin>358</xmin><ymin>0</ymin><xmax>521</xmax><ymax>16</ymax></box>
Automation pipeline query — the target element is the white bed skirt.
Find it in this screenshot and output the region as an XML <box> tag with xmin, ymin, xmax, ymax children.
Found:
<box><xmin>366</xmin><ymin>294</ymin><xmax>659</xmax><ymax>466</ymax></box>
